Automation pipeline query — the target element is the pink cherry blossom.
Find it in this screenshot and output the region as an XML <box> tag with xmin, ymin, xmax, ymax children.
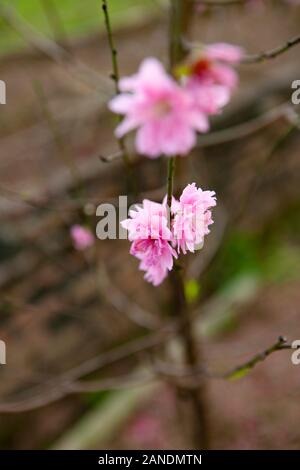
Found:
<box><xmin>70</xmin><ymin>225</ymin><xmax>95</xmax><ymax>251</ymax></box>
<box><xmin>173</xmin><ymin>183</ymin><xmax>216</xmax><ymax>254</ymax></box>
<box><xmin>205</xmin><ymin>43</ymin><xmax>244</xmax><ymax>64</ymax></box>
<box><xmin>188</xmin><ymin>43</ymin><xmax>244</xmax><ymax>90</ymax></box>
<box><xmin>121</xmin><ymin>200</ymin><xmax>177</xmax><ymax>286</ymax></box>
<box><xmin>109</xmin><ymin>58</ymin><xmax>209</xmax><ymax>158</ymax></box>
<box><xmin>121</xmin><ymin>185</ymin><xmax>216</xmax><ymax>285</ymax></box>
<box><xmin>185</xmin><ymin>80</ymin><xmax>230</xmax><ymax>115</ymax></box>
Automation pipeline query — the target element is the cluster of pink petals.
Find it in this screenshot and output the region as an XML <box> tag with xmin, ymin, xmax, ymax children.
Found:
<box><xmin>109</xmin><ymin>58</ymin><xmax>229</xmax><ymax>158</ymax></box>
<box><xmin>121</xmin><ymin>184</ymin><xmax>216</xmax><ymax>286</ymax></box>
<box><xmin>188</xmin><ymin>43</ymin><xmax>244</xmax><ymax>90</ymax></box>
<box><xmin>70</xmin><ymin>224</ymin><xmax>95</xmax><ymax>251</ymax></box>
<box><xmin>121</xmin><ymin>200</ymin><xmax>177</xmax><ymax>286</ymax></box>
<box><xmin>173</xmin><ymin>183</ymin><xmax>216</xmax><ymax>254</ymax></box>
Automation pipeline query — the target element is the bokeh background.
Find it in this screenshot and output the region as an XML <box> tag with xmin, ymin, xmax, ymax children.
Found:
<box><xmin>0</xmin><ymin>0</ymin><xmax>300</xmax><ymax>449</ymax></box>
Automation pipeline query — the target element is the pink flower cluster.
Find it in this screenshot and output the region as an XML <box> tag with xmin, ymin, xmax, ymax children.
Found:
<box><xmin>121</xmin><ymin>183</ymin><xmax>216</xmax><ymax>286</ymax></box>
<box><xmin>109</xmin><ymin>43</ymin><xmax>243</xmax><ymax>158</ymax></box>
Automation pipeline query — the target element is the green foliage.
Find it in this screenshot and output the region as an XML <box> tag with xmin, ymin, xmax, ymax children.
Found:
<box><xmin>82</xmin><ymin>390</ymin><xmax>110</xmax><ymax>408</ymax></box>
<box><xmin>184</xmin><ymin>278</ymin><xmax>201</xmax><ymax>303</ymax></box>
<box><xmin>227</xmin><ymin>366</ymin><xmax>251</xmax><ymax>381</ymax></box>
<box><xmin>207</xmin><ymin>232</ymin><xmax>262</xmax><ymax>292</ymax></box>
<box><xmin>206</xmin><ymin>205</ymin><xmax>300</xmax><ymax>293</ymax></box>
<box><xmin>0</xmin><ymin>0</ymin><xmax>157</xmax><ymax>54</ymax></box>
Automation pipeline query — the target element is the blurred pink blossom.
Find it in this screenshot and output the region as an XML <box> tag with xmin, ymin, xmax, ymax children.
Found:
<box><xmin>187</xmin><ymin>43</ymin><xmax>244</xmax><ymax>90</ymax></box>
<box><xmin>109</xmin><ymin>58</ymin><xmax>209</xmax><ymax>158</ymax></box>
<box><xmin>70</xmin><ymin>224</ymin><xmax>94</xmax><ymax>251</ymax></box>
<box><xmin>126</xmin><ymin>414</ymin><xmax>165</xmax><ymax>447</ymax></box>
<box><xmin>185</xmin><ymin>80</ymin><xmax>230</xmax><ymax>116</ymax></box>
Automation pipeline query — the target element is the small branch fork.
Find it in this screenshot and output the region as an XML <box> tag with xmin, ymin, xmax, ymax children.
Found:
<box><xmin>223</xmin><ymin>336</ymin><xmax>295</xmax><ymax>380</ymax></box>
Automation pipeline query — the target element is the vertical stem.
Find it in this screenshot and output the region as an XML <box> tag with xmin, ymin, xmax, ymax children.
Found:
<box><xmin>167</xmin><ymin>0</ymin><xmax>210</xmax><ymax>450</ymax></box>
<box><xmin>167</xmin><ymin>157</ymin><xmax>176</xmax><ymax>210</ymax></box>
<box><xmin>169</xmin><ymin>0</ymin><xmax>194</xmax><ymax>68</ymax></box>
<box><xmin>169</xmin><ymin>267</ymin><xmax>210</xmax><ymax>449</ymax></box>
<box><xmin>101</xmin><ymin>0</ymin><xmax>135</xmax><ymax>195</ymax></box>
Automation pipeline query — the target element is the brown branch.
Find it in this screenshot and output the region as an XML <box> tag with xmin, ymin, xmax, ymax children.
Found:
<box><xmin>243</xmin><ymin>34</ymin><xmax>300</xmax><ymax>63</ymax></box>
<box><xmin>223</xmin><ymin>337</ymin><xmax>294</xmax><ymax>379</ymax></box>
<box><xmin>0</xmin><ymin>320</ymin><xmax>178</xmax><ymax>413</ymax></box>
<box><xmin>0</xmin><ymin>332</ymin><xmax>295</xmax><ymax>413</ymax></box>
<box><xmin>197</xmin><ymin>102</ymin><xmax>294</xmax><ymax>147</ymax></box>
<box><xmin>151</xmin><ymin>336</ymin><xmax>296</xmax><ymax>387</ymax></box>
<box><xmin>0</xmin><ymin>374</ymin><xmax>155</xmax><ymax>414</ymax></box>
<box><xmin>193</xmin><ymin>0</ymin><xmax>247</xmax><ymax>6</ymax></box>
<box><xmin>0</xmin><ymin>4</ymin><xmax>109</xmax><ymax>92</ymax></box>
<box><xmin>96</xmin><ymin>264</ymin><xmax>160</xmax><ymax>330</ymax></box>
<box><xmin>39</xmin><ymin>0</ymin><xmax>70</xmax><ymax>50</ymax></box>
<box><xmin>101</xmin><ymin>0</ymin><xmax>135</xmax><ymax>194</ymax></box>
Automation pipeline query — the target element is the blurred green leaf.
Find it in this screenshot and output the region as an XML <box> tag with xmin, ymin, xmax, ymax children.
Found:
<box><xmin>185</xmin><ymin>279</ymin><xmax>201</xmax><ymax>303</ymax></box>
<box><xmin>227</xmin><ymin>366</ymin><xmax>251</xmax><ymax>381</ymax></box>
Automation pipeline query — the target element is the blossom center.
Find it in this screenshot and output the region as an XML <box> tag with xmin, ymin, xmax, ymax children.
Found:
<box><xmin>191</xmin><ymin>58</ymin><xmax>211</xmax><ymax>78</ymax></box>
<box><xmin>152</xmin><ymin>99</ymin><xmax>173</xmax><ymax>118</ymax></box>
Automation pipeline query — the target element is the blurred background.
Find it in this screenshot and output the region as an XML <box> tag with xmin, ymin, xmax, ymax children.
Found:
<box><xmin>0</xmin><ymin>0</ymin><xmax>300</xmax><ymax>450</ymax></box>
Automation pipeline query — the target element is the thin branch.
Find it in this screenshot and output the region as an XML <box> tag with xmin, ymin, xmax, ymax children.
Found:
<box><xmin>33</xmin><ymin>80</ymin><xmax>82</xmax><ymax>189</ymax></box>
<box><xmin>0</xmin><ymin>331</ymin><xmax>295</xmax><ymax>412</ymax></box>
<box><xmin>100</xmin><ymin>103</ymin><xmax>298</xmax><ymax>158</ymax></box>
<box><xmin>233</xmin><ymin>117</ymin><xmax>298</xmax><ymax>222</ymax></box>
<box><xmin>0</xmin><ymin>320</ymin><xmax>178</xmax><ymax>413</ymax></box>
<box><xmin>193</xmin><ymin>0</ymin><xmax>247</xmax><ymax>6</ymax></box>
<box><xmin>243</xmin><ymin>34</ymin><xmax>300</xmax><ymax>63</ymax></box>
<box><xmin>99</xmin><ymin>150</ymin><xmax>123</xmax><ymax>163</ymax></box>
<box><xmin>0</xmin><ymin>372</ymin><xmax>155</xmax><ymax>414</ymax></box>
<box><xmin>197</xmin><ymin>102</ymin><xmax>293</xmax><ymax>147</ymax></box>
<box><xmin>0</xmin><ymin>4</ymin><xmax>109</xmax><ymax>92</ymax></box>
<box><xmin>223</xmin><ymin>336</ymin><xmax>294</xmax><ymax>379</ymax></box>
<box><xmin>166</xmin><ymin>157</ymin><xmax>176</xmax><ymax>210</ymax></box>
<box><xmin>101</xmin><ymin>0</ymin><xmax>135</xmax><ymax>192</ymax></box>
<box><xmin>96</xmin><ymin>264</ymin><xmax>160</xmax><ymax>330</ymax></box>
<box><xmin>151</xmin><ymin>336</ymin><xmax>296</xmax><ymax>387</ymax></box>
<box><xmin>39</xmin><ymin>0</ymin><xmax>70</xmax><ymax>49</ymax></box>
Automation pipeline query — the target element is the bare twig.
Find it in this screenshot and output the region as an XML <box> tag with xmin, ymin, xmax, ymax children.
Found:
<box><xmin>243</xmin><ymin>34</ymin><xmax>300</xmax><ymax>63</ymax></box>
<box><xmin>193</xmin><ymin>0</ymin><xmax>247</xmax><ymax>6</ymax></box>
<box><xmin>101</xmin><ymin>0</ymin><xmax>135</xmax><ymax>193</ymax></box>
<box><xmin>152</xmin><ymin>336</ymin><xmax>296</xmax><ymax>387</ymax></box>
<box><xmin>33</xmin><ymin>80</ymin><xmax>82</xmax><ymax>189</ymax></box>
<box><xmin>97</xmin><ymin>264</ymin><xmax>160</xmax><ymax>330</ymax></box>
<box><xmin>197</xmin><ymin>102</ymin><xmax>294</xmax><ymax>147</ymax></box>
<box><xmin>0</xmin><ymin>3</ymin><xmax>109</xmax><ymax>92</ymax></box>
<box><xmin>39</xmin><ymin>0</ymin><xmax>70</xmax><ymax>49</ymax></box>
<box><xmin>223</xmin><ymin>337</ymin><xmax>294</xmax><ymax>379</ymax></box>
<box><xmin>167</xmin><ymin>0</ymin><xmax>209</xmax><ymax>450</ymax></box>
<box><xmin>0</xmin><ymin>319</ymin><xmax>178</xmax><ymax>413</ymax></box>
<box><xmin>99</xmin><ymin>150</ymin><xmax>123</xmax><ymax>163</ymax></box>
